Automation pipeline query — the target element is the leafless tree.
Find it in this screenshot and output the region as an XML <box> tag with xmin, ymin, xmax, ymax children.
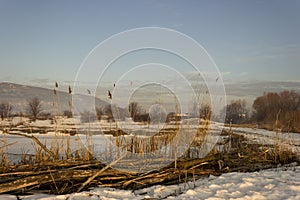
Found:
<box><xmin>27</xmin><ymin>97</ymin><xmax>42</xmax><ymax>121</ymax></box>
<box><xmin>129</xmin><ymin>102</ymin><xmax>141</xmax><ymax>121</ymax></box>
<box><xmin>0</xmin><ymin>102</ymin><xmax>12</xmax><ymax>120</ymax></box>
<box><xmin>253</xmin><ymin>90</ymin><xmax>300</xmax><ymax>131</ymax></box>
<box><xmin>200</xmin><ymin>104</ymin><xmax>212</xmax><ymax>120</ymax></box>
<box><xmin>96</xmin><ymin>106</ymin><xmax>103</xmax><ymax>120</ymax></box>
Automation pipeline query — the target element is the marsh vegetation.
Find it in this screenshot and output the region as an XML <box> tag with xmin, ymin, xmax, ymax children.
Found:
<box><xmin>0</xmin><ymin>83</ymin><xmax>299</xmax><ymax>195</ymax></box>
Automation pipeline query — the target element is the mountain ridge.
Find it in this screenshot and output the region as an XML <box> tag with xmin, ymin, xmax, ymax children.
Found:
<box><xmin>0</xmin><ymin>82</ymin><xmax>109</xmax><ymax>114</ymax></box>
<box><xmin>1</xmin><ymin>81</ymin><xmax>300</xmax><ymax>114</ymax></box>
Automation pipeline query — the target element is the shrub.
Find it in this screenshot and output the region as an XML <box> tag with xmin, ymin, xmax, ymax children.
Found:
<box><xmin>63</xmin><ymin>110</ymin><xmax>73</xmax><ymax>118</ymax></box>
<box><xmin>224</xmin><ymin>99</ymin><xmax>249</xmax><ymax>124</ymax></box>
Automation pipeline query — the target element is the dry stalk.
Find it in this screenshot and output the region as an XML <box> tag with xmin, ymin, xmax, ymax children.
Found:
<box><xmin>6</xmin><ymin>132</ymin><xmax>57</xmax><ymax>160</ymax></box>
<box><xmin>48</xmin><ymin>166</ymin><xmax>59</xmax><ymax>194</ymax></box>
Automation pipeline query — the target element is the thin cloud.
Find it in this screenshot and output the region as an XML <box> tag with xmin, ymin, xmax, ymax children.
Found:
<box><xmin>29</xmin><ymin>78</ymin><xmax>52</xmax><ymax>86</ymax></box>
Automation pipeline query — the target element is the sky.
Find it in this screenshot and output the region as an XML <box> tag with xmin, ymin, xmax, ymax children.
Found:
<box><xmin>0</xmin><ymin>0</ymin><xmax>300</xmax><ymax>88</ymax></box>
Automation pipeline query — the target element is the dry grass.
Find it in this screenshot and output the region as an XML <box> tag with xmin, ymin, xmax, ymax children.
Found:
<box><xmin>0</xmin><ymin>88</ymin><xmax>299</xmax><ymax>194</ymax></box>
<box><xmin>1</xmin><ymin>82</ymin><xmax>299</xmax><ymax>195</ymax></box>
<box><xmin>0</xmin><ymin>122</ymin><xmax>299</xmax><ymax>195</ymax></box>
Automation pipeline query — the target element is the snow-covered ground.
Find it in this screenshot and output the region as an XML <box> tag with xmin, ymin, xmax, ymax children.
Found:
<box><xmin>1</xmin><ymin>165</ymin><xmax>299</xmax><ymax>200</ymax></box>
<box><xmin>228</xmin><ymin>126</ymin><xmax>300</xmax><ymax>154</ymax></box>
<box><xmin>1</xmin><ymin>119</ymin><xmax>300</xmax><ymax>199</ymax></box>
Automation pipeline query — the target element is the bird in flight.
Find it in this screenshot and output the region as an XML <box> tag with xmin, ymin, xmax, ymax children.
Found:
<box><xmin>87</xmin><ymin>89</ymin><xmax>91</xmax><ymax>95</ymax></box>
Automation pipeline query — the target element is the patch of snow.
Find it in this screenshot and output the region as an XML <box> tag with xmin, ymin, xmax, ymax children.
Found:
<box><xmin>0</xmin><ymin>195</ymin><xmax>18</xmax><ymax>200</ymax></box>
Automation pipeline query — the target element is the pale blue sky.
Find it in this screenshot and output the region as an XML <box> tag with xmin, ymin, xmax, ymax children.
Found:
<box><xmin>0</xmin><ymin>0</ymin><xmax>300</xmax><ymax>87</ymax></box>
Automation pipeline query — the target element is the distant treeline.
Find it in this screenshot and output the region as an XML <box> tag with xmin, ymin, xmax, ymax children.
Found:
<box><xmin>1</xmin><ymin>90</ymin><xmax>300</xmax><ymax>132</ymax></box>
<box><xmin>225</xmin><ymin>90</ymin><xmax>300</xmax><ymax>132</ymax></box>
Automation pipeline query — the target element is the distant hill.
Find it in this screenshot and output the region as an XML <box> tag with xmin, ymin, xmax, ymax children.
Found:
<box><xmin>0</xmin><ymin>82</ymin><xmax>109</xmax><ymax>115</ymax></box>
<box><xmin>1</xmin><ymin>81</ymin><xmax>300</xmax><ymax>115</ymax></box>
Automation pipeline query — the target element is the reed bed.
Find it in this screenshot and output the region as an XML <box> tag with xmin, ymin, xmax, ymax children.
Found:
<box><xmin>0</xmin><ymin>125</ymin><xmax>299</xmax><ymax>195</ymax></box>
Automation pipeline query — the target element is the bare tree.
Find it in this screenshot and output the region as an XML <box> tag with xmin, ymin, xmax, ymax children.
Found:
<box><xmin>96</xmin><ymin>106</ymin><xmax>103</xmax><ymax>120</ymax></box>
<box><xmin>200</xmin><ymin>104</ymin><xmax>212</xmax><ymax>120</ymax></box>
<box><xmin>252</xmin><ymin>90</ymin><xmax>300</xmax><ymax>131</ymax></box>
<box><xmin>0</xmin><ymin>102</ymin><xmax>12</xmax><ymax>120</ymax></box>
<box><xmin>129</xmin><ymin>102</ymin><xmax>141</xmax><ymax>121</ymax></box>
<box><xmin>27</xmin><ymin>97</ymin><xmax>42</xmax><ymax>121</ymax></box>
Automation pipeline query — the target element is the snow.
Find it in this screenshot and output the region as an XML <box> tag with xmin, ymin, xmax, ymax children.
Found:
<box><xmin>0</xmin><ymin>165</ymin><xmax>299</xmax><ymax>200</ymax></box>
<box><xmin>1</xmin><ymin>120</ymin><xmax>299</xmax><ymax>199</ymax></box>
<box><xmin>227</xmin><ymin>127</ymin><xmax>300</xmax><ymax>154</ymax></box>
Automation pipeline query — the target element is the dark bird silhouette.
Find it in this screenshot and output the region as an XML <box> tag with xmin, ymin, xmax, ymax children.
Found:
<box><xmin>113</xmin><ymin>83</ymin><xmax>115</xmax><ymax>87</ymax></box>
<box><xmin>68</xmin><ymin>85</ymin><xmax>72</xmax><ymax>94</ymax></box>
<box><xmin>55</xmin><ymin>82</ymin><xmax>58</xmax><ymax>88</ymax></box>
<box><xmin>108</xmin><ymin>90</ymin><xmax>112</xmax><ymax>99</ymax></box>
<box><xmin>87</xmin><ymin>89</ymin><xmax>91</xmax><ymax>95</ymax></box>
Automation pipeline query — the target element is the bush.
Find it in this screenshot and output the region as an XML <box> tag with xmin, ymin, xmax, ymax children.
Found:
<box><xmin>63</xmin><ymin>110</ymin><xmax>73</xmax><ymax>118</ymax></box>
<box><xmin>224</xmin><ymin>99</ymin><xmax>249</xmax><ymax>124</ymax></box>
<box><xmin>135</xmin><ymin>113</ymin><xmax>150</xmax><ymax>122</ymax></box>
